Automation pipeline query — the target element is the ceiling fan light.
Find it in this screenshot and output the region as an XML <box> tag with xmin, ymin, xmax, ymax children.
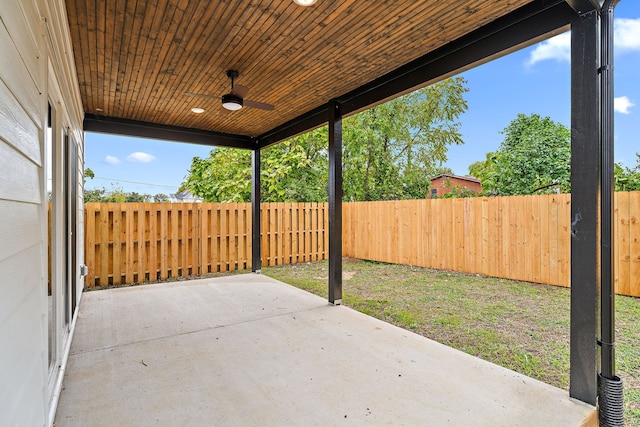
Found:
<box><xmin>293</xmin><ymin>0</ymin><xmax>317</xmax><ymax>5</ymax></box>
<box><xmin>222</xmin><ymin>93</ymin><xmax>243</xmax><ymax>111</ymax></box>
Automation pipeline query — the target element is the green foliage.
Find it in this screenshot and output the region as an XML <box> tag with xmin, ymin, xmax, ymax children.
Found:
<box><xmin>83</xmin><ymin>167</ymin><xmax>170</xmax><ymax>203</ymax></box>
<box><xmin>84</xmin><ymin>186</ymin><xmax>169</xmax><ymax>203</ymax></box>
<box><xmin>181</xmin><ymin>78</ymin><xmax>469</xmax><ymax>202</ymax></box>
<box><xmin>470</xmin><ymin>116</ymin><xmax>640</xmax><ymax>196</ymax></box>
<box><xmin>262</xmin><ymin>130</ymin><xmax>329</xmax><ymax>202</ymax></box>
<box><xmin>343</xmin><ymin>77</ymin><xmax>468</xmax><ymax>201</ymax></box>
<box><xmin>472</xmin><ymin>114</ymin><xmax>571</xmax><ymax>196</ymax></box>
<box><xmin>153</xmin><ymin>193</ymin><xmax>170</xmax><ymax>202</ymax></box>
<box><xmin>468</xmin><ymin>154</ymin><xmax>495</xmax><ymax>183</ymax></box>
<box><xmin>180</xmin><ymin>129</ymin><xmax>328</xmax><ymax>202</ymax></box>
<box><xmin>433</xmin><ymin>185</ymin><xmax>479</xmax><ymax>199</ymax></box>
<box><xmin>614</xmin><ymin>154</ymin><xmax>640</xmax><ymax>191</ymax></box>
<box><xmin>180</xmin><ymin>149</ymin><xmax>253</xmax><ymax>202</ymax></box>
<box><xmin>84</xmin><ymin>168</ymin><xmax>95</xmax><ymax>180</ymax></box>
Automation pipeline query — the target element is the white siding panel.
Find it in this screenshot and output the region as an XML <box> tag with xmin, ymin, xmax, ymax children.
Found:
<box><xmin>0</xmin><ymin>200</ymin><xmax>41</xmax><ymax>264</ymax></box>
<box><xmin>0</xmin><ymin>18</ymin><xmax>41</xmax><ymax>126</ymax></box>
<box><xmin>0</xmin><ymin>142</ymin><xmax>41</xmax><ymax>204</ymax></box>
<box><xmin>0</xmin><ymin>0</ymin><xmax>43</xmax><ymax>93</ymax></box>
<box><xmin>0</xmin><ymin>79</ymin><xmax>40</xmax><ymax>165</ymax></box>
<box><xmin>0</xmin><ymin>248</ymin><xmax>47</xmax><ymax>427</ymax></box>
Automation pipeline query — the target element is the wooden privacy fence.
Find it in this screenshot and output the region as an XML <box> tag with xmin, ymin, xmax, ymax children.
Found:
<box><xmin>84</xmin><ymin>202</ymin><xmax>328</xmax><ymax>287</ymax></box>
<box><xmin>83</xmin><ymin>194</ymin><xmax>640</xmax><ymax>297</ymax></box>
<box><xmin>343</xmin><ymin>193</ymin><xmax>640</xmax><ymax>297</ymax></box>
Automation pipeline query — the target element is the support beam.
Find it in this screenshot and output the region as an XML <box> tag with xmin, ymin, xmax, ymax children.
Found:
<box><xmin>257</xmin><ymin>105</ymin><xmax>328</xmax><ymax>149</ymax></box>
<box><xmin>328</xmin><ymin>100</ymin><xmax>342</xmax><ymax>305</ymax></box>
<box><xmin>569</xmin><ymin>8</ymin><xmax>600</xmax><ymax>406</ymax></box>
<box><xmin>84</xmin><ymin>114</ymin><xmax>254</xmax><ymax>149</ymax></box>
<box><xmin>252</xmin><ymin>149</ymin><xmax>262</xmax><ymax>273</ymax></box>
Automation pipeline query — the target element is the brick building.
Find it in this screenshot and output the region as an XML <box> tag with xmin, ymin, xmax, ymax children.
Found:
<box><xmin>429</xmin><ymin>174</ymin><xmax>483</xmax><ymax>198</ymax></box>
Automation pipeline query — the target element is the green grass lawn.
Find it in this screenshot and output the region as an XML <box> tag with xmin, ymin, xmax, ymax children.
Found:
<box><xmin>263</xmin><ymin>258</ymin><xmax>640</xmax><ymax>426</ymax></box>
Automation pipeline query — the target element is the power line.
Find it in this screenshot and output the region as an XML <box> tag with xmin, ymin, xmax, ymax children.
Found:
<box><xmin>91</xmin><ymin>176</ymin><xmax>178</xmax><ymax>189</ymax></box>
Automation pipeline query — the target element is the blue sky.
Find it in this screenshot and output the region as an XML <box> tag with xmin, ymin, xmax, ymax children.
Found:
<box><xmin>85</xmin><ymin>3</ymin><xmax>640</xmax><ymax>195</ymax></box>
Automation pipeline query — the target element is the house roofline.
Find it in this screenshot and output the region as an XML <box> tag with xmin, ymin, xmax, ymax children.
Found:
<box><xmin>430</xmin><ymin>174</ymin><xmax>481</xmax><ymax>184</ymax></box>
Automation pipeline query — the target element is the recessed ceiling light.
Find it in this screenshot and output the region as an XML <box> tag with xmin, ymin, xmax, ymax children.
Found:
<box><xmin>191</xmin><ymin>107</ymin><xmax>205</xmax><ymax>114</ymax></box>
<box><xmin>293</xmin><ymin>0</ymin><xmax>317</xmax><ymax>6</ymax></box>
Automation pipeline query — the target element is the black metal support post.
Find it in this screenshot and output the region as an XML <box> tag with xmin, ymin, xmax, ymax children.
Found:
<box><xmin>600</xmin><ymin>0</ymin><xmax>618</xmax><ymax>382</ymax></box>
<box><xmin>328</xmin><ymin>100</ymin><xmax>343</xmax><ymax>305</ymax></box>
<box><xmin>252</xmin><ymin>149</ymin><xmax>262</xmax><ymax>273</ymax></box>
<box><xmin>569</xmin><ymin>7</ymin><xmax>600</xmax><ymax>406</ymax></box>
<box><xmin>598</xmin><ymin>2</ymin><xmax>624</xmax><ymax>426</ymax></box>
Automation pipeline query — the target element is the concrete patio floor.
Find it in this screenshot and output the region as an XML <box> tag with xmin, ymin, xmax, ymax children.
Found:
<box><xmin>55</xmin><ymin>273</ymin><xmax>596</xmax><ymax>426</ymax></box>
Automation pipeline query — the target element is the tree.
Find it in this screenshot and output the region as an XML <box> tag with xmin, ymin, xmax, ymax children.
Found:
<box><xmin>468</xmin><ymin>153</ymin><xmax>496</xmax><ymax>182</ymax></box>
<box><xmin>180</xmin><ymin>148</ymin><xmax>252</xmax><ymax>202</ymax></box>
<box><xmin>181</xmin><ymin>77</ymin><xmax>469</xmax><ymax>202</ymax></box>
<box><xmin>472</xmin><ymin>114</ymin><xmax>571</xmax><ymax>196</ymax></box>
<box><xmin>83</xmin><ymin>185</ymin><xmax>169</xmax><ymax>203</ymax></box>
<box><xmin>153</xmin><ymin>193</ymin><xmax>170</xmax><ymax>202</ymax></box>
<box><xmin>343</xmin><ymin>77</ymin><xmax>467</xmax><ymax>200</ymax></box>
<box><xmin>615</xmin><ymin>154</ymin><xmax>640</xmax><ymax>191</ymax></box>
<box><xmin>180</xmin><ymin>129</ymin><xmax>328</xmax><ymax>202</ymax></box>
<box><xmin>470</xmin><ymin>115</ymin><xmax>640</xmax><ymax>195</ymax></box>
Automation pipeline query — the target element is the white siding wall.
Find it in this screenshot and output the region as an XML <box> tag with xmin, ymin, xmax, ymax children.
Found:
<box><xmin>0</xmin><ymin>0</ymin><xmax>84</xmax><ymax>425</ymax></box>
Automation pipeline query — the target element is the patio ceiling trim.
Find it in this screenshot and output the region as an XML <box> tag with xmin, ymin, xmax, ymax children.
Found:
<box><xmin>83</xmin><ymin>114</ymin><xmax>255</xmax><ymax>150</ymax></box>
<box><xmin>257</xmin><ymin>0</ymin><xmax>575</xmax><ymax>149</ymax></box>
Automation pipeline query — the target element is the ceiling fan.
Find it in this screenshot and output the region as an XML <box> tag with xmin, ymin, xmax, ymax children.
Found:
<box><xmin>185</xmin><ymin>70</ymin><xmax>275</xmax><ymax>111</ymax></box>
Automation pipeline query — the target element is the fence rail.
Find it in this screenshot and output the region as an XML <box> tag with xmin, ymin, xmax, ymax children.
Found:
<box><xmin>81</xmin><ymin>194</ymin><xmax>640</xmax><ymax>297</ymax></box>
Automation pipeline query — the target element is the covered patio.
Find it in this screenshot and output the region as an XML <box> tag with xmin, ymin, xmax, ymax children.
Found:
<box><xmin>60</xmin><ymin>0</ymin><xmax>623</xmax><ymax>423</ymax></box>
<box><xmin>0</xmin><ymin>0</ymin><xmax>626</xmax><ymax>425</ymax></box>
<box><xmin>55</xmin><ymin>274</ymin><xmax>596</xmax><ymax>426</ymax></box>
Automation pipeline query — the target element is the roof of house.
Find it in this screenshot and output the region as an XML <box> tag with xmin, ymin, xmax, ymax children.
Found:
<box><xmin>430</xmin><ymin>174</ymin><xmax>481</xmax><ymax>184</ymax></box>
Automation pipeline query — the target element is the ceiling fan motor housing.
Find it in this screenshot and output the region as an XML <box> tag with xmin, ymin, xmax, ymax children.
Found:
<box><xmin>222</xmin><ymin>93</ymin><xmax>243</xmax><ymax>110</ymax></box>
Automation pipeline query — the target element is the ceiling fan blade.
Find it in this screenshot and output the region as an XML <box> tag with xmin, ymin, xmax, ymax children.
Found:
<box><xmin>184</xmin><ymin>92</ymin><xmax>220</xmax><ymax>100</ymax></box>
<box><xmin>233</xmin><ymin>84</ymin><xmax>250</xmax><ymax>99</ymax></box>
<box><xmin>244</xmin><ymin>99</ymin><xmax>275</xmax><ymax>111</ymax></box>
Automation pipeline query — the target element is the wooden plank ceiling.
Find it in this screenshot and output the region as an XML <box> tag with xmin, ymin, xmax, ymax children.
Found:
<box><xmin>65</xmin><ymin>0</ymin><xmax>534</xmax><ymax>139</ymax></box>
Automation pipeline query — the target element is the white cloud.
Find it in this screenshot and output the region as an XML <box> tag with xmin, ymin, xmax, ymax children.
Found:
<box><xmin>614</xmin><ymin>96</ymin><xmax>635</xmax><ymax>114</ymax></box>
<box><xmin>104</xmin><ymin>155</ymin><xmax>120</xmax><ymax>165</ymax></box>
<box><xmin>527</xmin><ymin>33</ymin><xmax>571</xmax><ymax>66</ymax></box>
<box><xmin>127</xmin><ymin>152</ymin><xmax>155</xmax><ymax>163</ymax></box>
<box><xmin>615</xmin><ymin>18</ymin><xmax>640</xmax><ymax>51</ymax></box>
<box><xmin>527</xmin><ymin>18</ymin><xmax>640</xmax><ymax>66</ymax></box>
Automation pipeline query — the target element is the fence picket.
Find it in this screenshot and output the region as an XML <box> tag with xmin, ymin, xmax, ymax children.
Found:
<box><xmin>558</xmin><ymin>195</ymin><xmax>571</xmax><ymax>287</ymax></box>
<box><xmin>617</xmin><ymin>192</ymin><xmax>631</xmax><ymax>295</ymax></box>
<box><xmin>99</xmin><ymin>203</ymin><xmax>110</xmax><ymax>286</ymax></box>
<box><xmin>84</xmin><ymin>204</ymin><xmax>96</xmax><ymax>286</ymax></box>
<box><xmin>539</xmin><ymin>196</ymin><xmax>550</xmax><ymax>284</ymax></box>
<box><xmin>628</xmin><ymin>194</ymin><xmax>640</xmax><ymax>297</ymax></box>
